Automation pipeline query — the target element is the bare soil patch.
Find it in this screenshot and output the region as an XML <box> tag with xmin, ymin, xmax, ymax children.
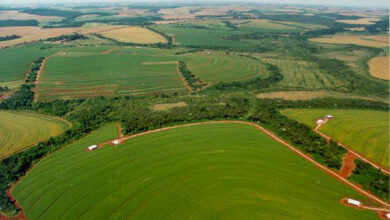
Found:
<box><xmin>369</xmin><ymin>56</ymin><xmax>389</xmax><ymax>80</ymax></box>
<box><xmin>339</xmin><ymin>151</ymin><xmax>357</xmax><ymax>178</ymax></box>
<box><xmin>152</xmin><ymin>101</ymin><xmax>188</xmax><ymax>111</ymax></box>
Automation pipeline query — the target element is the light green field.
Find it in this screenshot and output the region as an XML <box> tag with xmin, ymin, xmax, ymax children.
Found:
<box><xmin>184</xmin><ymin>52</ymin><xmax>266</xmax><ymax>83</ymax></box>
<box><xmin>0</xmin><ymin>111</ymin><xmax>70</xmax><ymax>158</ymax></box>
<box><xmin>37</xmin><ymin>47</ymin><xmax>268</xmax><ymax>100</ymax></box>
<box><xmin>281</xmin><ymin>109</ymin><xmax>389</xmax><ymax>168</ymax></box>
<box><xmin>36</xmin><ymin>48</ymin><xmax>186</xmax><ymax>100</ymax></box>
<box><xmin>0</xmin><ymin>43</ymin><xmax>61</xmax><ymax>84</ymax></box>
<box><xmin>14</xmin><ymin>123</ymin><xmax>377</xmax><ymax>219</ymax></box>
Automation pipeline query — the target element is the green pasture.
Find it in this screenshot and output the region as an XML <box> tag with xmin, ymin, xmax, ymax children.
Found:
<box><xmin>0</xmin><ymin>43</ymin><xmax>62</xmax><ymax>85</ymax></box>
<box><xmin>37</xmin><ymin>47</ymin><xmax>269</xmax><ymax>100</ymax></box>
<box><xmin>281</xmin><ymin>109</ymin><xmax>389</xmax><ymax>168</ymax></box>
<box><xmin>14</xmin><ymin>123</ymin><xmax>377</xmax><ymax>219</ymax></box>
<box><xmin>0</xmin><ymin>111</ymin><xmax>70</xmax><ymax>158</ymax></box>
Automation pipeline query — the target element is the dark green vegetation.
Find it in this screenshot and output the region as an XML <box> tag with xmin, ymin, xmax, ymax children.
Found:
<box><xmin>13</xmin><ymin>123</ymin><xmax>377</xmax><ymax>219</ymax></box>
<box><xmin>46</xmin><ymin>33</ymin><xmax>87</xmax><ymax>42</ymax></box>
<box><xmin>178</xmin><ymin>61</ymin><xmax>206</xmax><ymax>91</ymax></box>
<box><xmin>0</xmin><ymin>20</ymin><xmax>38</xmax><ymax>27</ymax></box>
<box><xmin>0</xmin><ymin>89</ymin><xmax>388</xmax><ymax>215</ymax></box>
<box><xmin>350</xmin><ymin>159</ymin><xmax>389</xmax><ymax>202</ymax></box>
<box><xmin>0</xmin><ymin>35</ymin><xmax>20</xmax><ymax>42</ymax></box>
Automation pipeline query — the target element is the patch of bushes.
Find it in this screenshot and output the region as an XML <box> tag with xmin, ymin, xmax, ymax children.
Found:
<box><xmin>349</xmin><ymin>159</ymin><xmax>389</xmax><ymax>202</ymax></box>
<box><xmin>46</xmin><ymin>33</ymin><xmax>87</xmax><ymax>42</ymax></box>
<box><xmin>0</xmin><ymin>20</ymin><xmax>38</xmax><ymax>27</ymax></box>
<box><xmin>0</xmin><ymin>35</ymin><xmax>20</xmax><ymax>42</ymax></box>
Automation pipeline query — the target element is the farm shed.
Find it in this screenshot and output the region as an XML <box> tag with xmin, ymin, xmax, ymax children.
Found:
<box><xmin>316</xmin><ymin>119</ymin><xmax>324</xmax><ymax>124</ymax></box>
<box><xmin>326</xmin><ymin>115</ymin><xmax>334</xmax><ymax>119</ymax></box>
<box><xmin>386</xmin><ymin>213</ymin><xmax>390</xmax><ymax>219</ymax></box>
<box><xmin>87</xmin><ymin>145</ymin><xmax>98</xmax><ymax>151</ymax></box>
<box><xmin>347</xmin><ymin>198</ymin><xmax>361</xmax><ymax>206</ymax></box>
<box><xmin>112</xmin><ymin>139</ymin><xmax>120</xmax><ymax>145</ymax></box>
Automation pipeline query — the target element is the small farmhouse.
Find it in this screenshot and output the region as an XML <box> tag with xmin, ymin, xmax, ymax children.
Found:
<box><xmin>316</xmin><ymin>119</ymin><xmax>324</xmax><ymax>124</ymax></box>
<box><xmin>347</xmin><ymin>198</ymin><xmax>361</xmax><ymax>206</ymax></box>
<box><xmin>326</xmin><ymin>115</ymin><xmax>334</xmax><ymax>119</ymax></box>
<box><xmin>112</xmin><ymin>140</ymin><xmax>121</xmax><ymax>145</ymax></box>
<box><xmin>87</xmin><ymin>145</ymin><xmax>98</xmax><ymax>151</ymax></box>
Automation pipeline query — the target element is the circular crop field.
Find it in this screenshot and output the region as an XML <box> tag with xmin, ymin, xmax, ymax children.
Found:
<box><xmin>0</xmin><ymin>111</ymin><xmax>70</xmax><ymax>158</ymax></box>
<box><xmin>13</xmin><ymin>123</ymin><xmax>376</xmax><ymax>219</ymax></box>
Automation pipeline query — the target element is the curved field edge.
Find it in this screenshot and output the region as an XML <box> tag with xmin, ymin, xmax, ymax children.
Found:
<box><xmin>280</xmin><ymin>109</ymin><xmax>389</xmax><ymax>168</ymax></box>
<box><xmin>13</xmin><ymin>122</ymin><xmax>377</xmax><ymax>220</ymax></box>
<box><xmin>0</xmin><ymin>111</ymin><xmax>71</xmax><ymax>158</ymax></box>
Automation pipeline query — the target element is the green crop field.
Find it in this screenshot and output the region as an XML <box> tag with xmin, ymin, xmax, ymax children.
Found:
<box><xmin>36</xmin><ymin>47</ymin><xmax>269</xmax><ymax>100</ymax></box>
<box><xmin>281</xmin><ymin>109</ymin><xmax>389</xmax><ymax>168</ymax></box>
<box><xmin>184</xmin><ymin>52</ymin><xmax>267</xmax><ymax>83</ymax></box>
<box><xmin>0</xmin><ymin>43</ymin><xmax>61</xmax><ymax>87</ymax></box>
<box><xmin>0</xmin><ymin>111</ymin><xmax>70</xmax><ymax>157</ymax></box>
<box><xmin>13</xmin><ymin>123</ymin><xmax>376</xmax><ymax>219</ymax></box>
<box><xmin>36</xmin><ymin>48</ymin><xmax>186</xmax><ymax>100</ymax></box>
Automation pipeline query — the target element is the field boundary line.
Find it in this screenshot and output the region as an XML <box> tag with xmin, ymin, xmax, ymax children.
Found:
<box><xmin>175</xmin><ymin>62</ymin><xmax>192</xmax><ymax>92</ymax></box>
<box><xmin>97</xmin><ymin>120</ymin><xmax>390</xmax><ymax>208</ymax></box>
<box><xmin>315</xmin><ymin>118</ymin><xmax>389</xmax><ymax>174</ymax></box>
<box><xmin>6</xmin><ymin>120</ymin><xmax>389</xmax><ymax>219</ymax></box>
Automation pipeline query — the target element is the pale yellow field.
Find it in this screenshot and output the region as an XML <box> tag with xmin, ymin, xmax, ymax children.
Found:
<box><xmin>310</xmin><ymin>35</ymin><xmax>389</xmax><ymax>48</ymax></box>
<box><xmin>0</xmin><ymin>10</ymin><xmax>60</xmax><ymax>21</ymax></box>
<box><xmin>100</xmin><ymin>26</ymin><xmax>167</xmax><ymax>44</ymax></box>
<box><xmin>369</xmin><ymin>57</ymin><xmax>389</xmax><ymax>80</ymax></box>
<box><xmin>152</xmin><ymin>101</ymin><xmax>188</xmax><ymax>111</ymax></box>
<box><xmin>257</xmin><ymin>91</ymin><xmax>388</xmax><ymax>102</ymax></box>
<box><xmin>0</xmin><ymin>25</ymin><xmax>124</xmax><ymax>48</ymax></box>
<box><xmin>336</xmin><ymin>18</ymin><xmax>381</xmax><ymax>25</ymax></box>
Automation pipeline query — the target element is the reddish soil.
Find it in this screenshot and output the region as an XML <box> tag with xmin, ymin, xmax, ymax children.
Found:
<box><xmin>6</xmin><ymin>120</ymin><xmax>390</xmax><ymax>219</ymax></box>
<box><xmin>315</xmin><ymin>118</ymin><xmax>389</xmax><ymax>175</ymax></box>
<box><xmin>175</xmin><ymin>62</ymin><xmax>193</xmax><ymax>92</ymax></box>
<box><xmin>339</xmin><ymin>151</ymin><xmax>356</xmax><ymax>178</ymax></box>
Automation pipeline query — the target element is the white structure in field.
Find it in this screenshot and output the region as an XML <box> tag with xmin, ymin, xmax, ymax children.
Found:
<box><xmin>347</xmin><ymin>198</ymin><xmax>361</xmax><ymax>206</ymax></box>
<box><xmin>87</xmin><ymin>145</ymin><xmax>98</xmax><ymax>151</ymax></box>
<box><xmin>386</xmin><ymin>213</ymin><xmax>390</xmax><ymax>219</ymax></box>
<box><xmin>112</xmin><ymin>140</ymin><xmax>121</xmax><ymax>145</ymax></box>
<box><xmin>316</xmin><ymin>119</ymin><xmax>324</xmax><ymax>125</ymax></box>
<box><xmin>326</xmin><ymin>115</ymin><xmax>334</xmax><ymax>119</ymax></box>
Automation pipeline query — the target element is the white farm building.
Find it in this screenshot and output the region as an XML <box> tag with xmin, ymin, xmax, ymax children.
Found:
<box><xmin>316</xmin><ymin>119</ymin><xmax>324</xmax><ymax>125</ymax></box>
<box><xmin>87</xmin><ymin>145</ymin><xmax>98</xmax><ymax>151</ymax></box>
<box><xmin>347</xmin><ymin>198</ymin><xmax>361</xmax><ymax>206</ymax></box>
<box><xmin>326</xmin><ymin>115</ymin><xmax>334</xmax><ymax>119</ymax></box>
<box><xmin>112</xmin><ymin>139</ymin><xmax>121</xmax><ymax>145</ymax></box>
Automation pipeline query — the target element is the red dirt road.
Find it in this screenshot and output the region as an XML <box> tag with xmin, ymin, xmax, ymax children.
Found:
<box><xmin>339</xmin><ymin>151</ymin><xmax>356</xmax><ymax>178</ymax></box>
<box><xmin>315</xmin><ymin>118</ymin><xmax>389</xmax><ymax>175</ymax></box>
<box><xmin>5</xmin><ymin>120</ymin><xmax>390</xmax><ymax>219</ymax></box>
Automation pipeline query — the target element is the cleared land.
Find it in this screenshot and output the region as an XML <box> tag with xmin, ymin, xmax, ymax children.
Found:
<box><xmin>184</xmin><ymin>52</ymin><xmax>267</xmax><ymax>83</ymax></box>
<box><xmin>310</xmin><ymin>35</ymin><xmax>389</xmax><ymax>48</ymax></box>
<box><xmin>152</xmin><ymin>101</ymin><xmax>188</xmax><ymax>111</ymax></box>
<box><xmin>36</xmin><ymin>48</ymin><xmax>269</xmax><ymax>100</ymax></box>
<box><xmin>281</xmin><ymin>109</ymin><xmax>389</xmax><ymax>168</ymax></box>
<box><xmin>0</xmin><ymin>43</ymin><xmax>61</xmax><ymax>86</ymax></box>
<box><xmin>0</xmin><ymin>25</ymin><xmax>124</xmax><ymax>48</ymax></box>
<box><xmin>0</xmin><ymin>111</ymin><xmax>70</xmax><ymax>157</ymax></box>
<box><xmin>262</xmin><ymin>57</ymin><xmax>343</xmax><ymax>89</ymax></box>
<box><xmin>36</xmin><ymin>49</ymin><xmax>186</xmax><ymax>100</ymax></box>
<box><xmin>336</xmin><ymin>18</ymin><xmax>381</xmax><ymax>25</ymax></box>
<box><xmin>256</xmin><ymin>91</ymin><xmax>388</xmax><ymax>102</ymax></box>
<box><xmin>100</xmin><ymin>26</ymin><xmax>167</xmax><ymax>44</ymax></box>
<box><xmin>368</xmin><ymin>56</ymin><xmax>389</xmax><ymax>80</ymax></box>
<box><xmin>13</xmin><ymin>123</ymin><xmax>377</xmax><ymax>219</ymax></box>
<box><xmin>0</xmin><ymin>10</ymin><xmax>61</xmax><ymax>21</ymax></box>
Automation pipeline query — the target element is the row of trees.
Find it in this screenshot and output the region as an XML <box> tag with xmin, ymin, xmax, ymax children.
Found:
<box><xmin>0</xmin><ymin>35</ymin><xmax>20</xmax><ymax>42</ymax></box>
<box><xmin>178</xmin><ymin>61</ymin><xmax>207</xmax><ymax>91</ymax></box>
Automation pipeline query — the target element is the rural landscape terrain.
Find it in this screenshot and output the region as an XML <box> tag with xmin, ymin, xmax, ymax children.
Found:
<box><xmin>0</xmin><ymin>1</ymin><xmax>388</xmax><ymax>219</ymax></box>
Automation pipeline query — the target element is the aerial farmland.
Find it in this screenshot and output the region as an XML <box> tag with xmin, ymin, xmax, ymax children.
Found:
<box><xmin>0</xmin><ymin>1</ymin><xmax>388</xmax><ymax>220</ymax></box>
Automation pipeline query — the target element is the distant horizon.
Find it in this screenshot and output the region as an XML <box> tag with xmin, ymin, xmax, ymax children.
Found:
<box><xmin>0</xmin><ymin>0</ymin><xmax>388</xmax><ymax>9</ymax></box>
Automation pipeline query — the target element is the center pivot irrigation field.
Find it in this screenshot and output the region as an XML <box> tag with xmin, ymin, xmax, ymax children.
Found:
<box><xmin>281</xmin><ymin>109</ymin><xmax>389</xmax><ymax>168</ymax></box>
<box><xmin>36</xmin><ymin>48</ymin><xmax>268</xmax><ymax>100</ymax></box>
<box><xmin>0</xmin><ymin>111</ymin><xmax>70</xmax><ymax>158</ymax></box>
<box><xmin>13</xmin><ymin>123</ymin><xmax>377</xmax><ymax>219</ymax></box>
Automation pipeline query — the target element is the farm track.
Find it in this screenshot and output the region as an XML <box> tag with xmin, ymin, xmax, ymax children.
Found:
<box><xmin>5</xmin><ymin>120</ymin><xmax>390</xmax><ymax>219</ymax></box>
<box><xmin>96</xmin><ymin>120</ymin><xmax>390</xmax><ymax>208</ymax></box>
<box><xmin>315</xmin><ymin>118</ymin><xmax>389</xmax><ymax>175</ymax></box>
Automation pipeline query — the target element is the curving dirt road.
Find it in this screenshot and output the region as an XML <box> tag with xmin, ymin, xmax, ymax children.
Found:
<box><xmin>315</xmin><ymin>118</ymin><xmax>389</xmax><ymax>175</ymax></box>
<box><xmin>4</xmin><ymin>120</ymin><xmax>390</xmax><ymax>219</ymax></box>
